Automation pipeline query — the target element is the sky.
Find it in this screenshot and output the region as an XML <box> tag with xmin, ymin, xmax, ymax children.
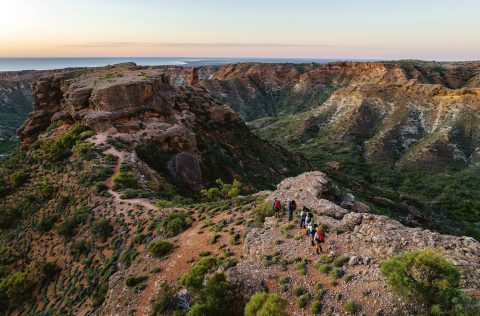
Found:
<box><xmin>0</xmin><ymin>0</ymin><xmax>479</xmax><ymax>60</ymax></box>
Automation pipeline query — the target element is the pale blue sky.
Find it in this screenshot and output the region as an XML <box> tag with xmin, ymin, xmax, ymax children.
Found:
<box><xmin>0</xmin><ymin>0</ymin><xmax>479</xmax><ymax>59</ymax></box>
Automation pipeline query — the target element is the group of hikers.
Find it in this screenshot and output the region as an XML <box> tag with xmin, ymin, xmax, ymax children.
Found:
<box><xmin>272</xmin><ymin>198</ymin><xmax>326</xmax><ymax>254</ymax></box>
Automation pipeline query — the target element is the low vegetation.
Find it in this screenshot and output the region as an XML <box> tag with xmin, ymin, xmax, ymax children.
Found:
<box><xmin>148</xmin><ymin>240</ymin><xmax>174</xmax><ymax>258</ymax></box>
<box><xmin>380</xmin><ymin>249</ymin><xmax>479</xmax><ymax>315</ymax></box>
<box><xmin>244</xmin><ymin>292</ymin><xmax>288</xmax><ymax>316</ymax></box>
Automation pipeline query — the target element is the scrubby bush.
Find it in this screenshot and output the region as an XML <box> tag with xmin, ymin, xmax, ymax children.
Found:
<box><xmin>36</xmin><ymin>213</ymin><xmax>59</xmax><ymax>233</ymax></box>
<box><xmin>57</xmin><ymin>207</ymin><xmax>91</xmax><ymax>238</ymax></box>
<box><xmin>41</xmin><ymin>262</ymin><xmax>61</xmax><ymax>284</ymax></box>
<box><xmin>10</xmin><ymin>170</ymin><xmax>29</xmax><ymax>187</ymax></box>
<box><xmin>380</xmin><ymin>249</ymin><xmax>478</xmax><ymax>315</ymax></box>
<box><xmin>0</xmin><ymin>205</ymin><xmax>20</xmax><ymax>229</ymax></box>
<box><xmin>180</xmin><ymin>257</ymin><xmax>218</xmax><ymax>292</ymax></box>
<box><xmin>158</xmin><ymin>211</ymin><xmax>192</xmax><ymax>238</ymax></box>
<box><xmin>187</xmin><ymin>273</ymin><xmax>235</xmax><ymax>316</ymax></box>
<box><xmin>244</xmin><ymin>292</ymin><xmax>288</xmax><ymax>316</ymax></box>
<box><xmin>70</xmin><ymin>239</ymin><xmax>90</xmax><ymax>258</ymax></box>
<box><xmin>125</xmin><ymin>275</ymin><xmax>148</xmax><ymax>287</ymax></box>
<box><xmin>120</xmin><ymin>188</ymin><xmax>138</xmax><ymax>199</ymax></box>
<box><xmin>254</xmin><ymin>200</ymin><xmax>274</xmax><ymax>224</ymax></box>
<box><xmin>41</xmin><ymin>124</ymin><xmax>90</xmax><ymax>161</ymax></box>
<box><xmin>148</xmin><ymin>240</ymin><xmax>173</xmax><ymax>258</ymax></box>
<box><xmin>293</xmin><ymin>286</ymin><xmax>306</xmax><ymax>297</ymax></box>
<box><xmin>344</xmin><ymin>301</ymin><xmax>361</xmax><ymax>314</ymax></box>
<box><xmin>91</xmin><ymin>219</ymin><xmax>113</xmax><ymax>242</ymax></box>
<box><xmin>296</xmin><ymin>292</ymin><xmax>311</xmax><ymax>308</ymax></box>
<box><xmin>36</xmin><ymin>180</ymin><xmax>56</xmax><ymax>199</ymax></box>
<box><xmin>200</xmin><ymin>179</ymin><xmax>242</xmax><ymax>201</ymax></box>
<box><xmin>311</xmin><ymin>299</ymin><xmax>322</xmax><ymax>314</ymax></box>
<box><xmin>113</xmin><ymin>171</ymin><xmax>138</xmax><ymax>190</ymax></box>
<box><xmin>0</xmin><ymin>270</ymin><xmax>35</xmax><ymax>311</ymax></box>
<box><xmin>150</xmin><ymin>283</ymin><xmax>180</xmax><ymax>316</ymax></box>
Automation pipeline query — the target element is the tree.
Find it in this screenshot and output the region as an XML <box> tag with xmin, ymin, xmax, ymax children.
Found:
<box><xmin>200</xmin><ymin>179</ymin><xmax>242</xmax><ymax>201</ymax></box>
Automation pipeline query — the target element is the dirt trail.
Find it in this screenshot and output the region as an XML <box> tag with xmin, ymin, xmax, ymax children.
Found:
<box><xmin>134</xmin><ymin>211</ymin><xmax>250</xmax><ymax>316</ymax></box>
<box><xmin>90</xmin><ymin>133</ymin><xmax>157</xmax><ymax>211</ymax></box>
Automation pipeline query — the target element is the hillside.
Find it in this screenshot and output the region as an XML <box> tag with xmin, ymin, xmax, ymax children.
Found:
<box><xmin>0</xmin><ymin>62</ymin><xmax>479</xmax><ymax>315</ymax></box>
<box><xmin>0</xmin><ymin>63</ymin><xmax>308</xmax><ymax>314</ymax></box>
<box><xmin>197</xmin><ymin>61</ymin><xmax>480</xmax><ymax>239</ymax></box>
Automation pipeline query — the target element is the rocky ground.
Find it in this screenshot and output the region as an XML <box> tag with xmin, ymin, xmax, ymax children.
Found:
<box><xmin>98</xmin><ymin>172</ymin><xmax>480</xmax><ymax>316</ymax></box>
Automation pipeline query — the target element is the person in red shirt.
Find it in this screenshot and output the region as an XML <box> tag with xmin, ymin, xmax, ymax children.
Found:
<box><xmin>272</xmin><ymin>198</ymin><xmax>282</xmax><ymax>218</ymax></box>
<box><xmin>314</xmin><ymin>226</ymin><xmax>326</xmax><ymax>254</ymax></box>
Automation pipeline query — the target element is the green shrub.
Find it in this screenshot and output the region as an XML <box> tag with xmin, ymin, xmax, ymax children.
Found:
<box><xmin>0</xmin><ymin>270</ymin><xmax>35</xmax><ymax>311</ymax></box>
<box><xmin>316</xmin><ymin>263</ymin><xmax>332</xmax><ymax>274</ymax></box>
<box><xmin>125</xmin><ymin>275</ymin><xmax>148</xmax><ymax>287</ymax></box>
<box><xmin>293</xmin><ymin>286</ymin><xmax>306</xmax><ymax>297</ymax></box>
<box><xmin>41</xmin><ymin>262</ymin><xmax>61</xmax><ymax>284</ymax></box>
<box><xmin>187</xmin><ymin>273</ymin><xmax>235</xmax><ymax>316</ymax></box>
<box><xmin>36</xmin><ymin>180</ymin><xmax>56</xmax><ymax>199</ymax></box>
<box><xmin>254</xmin><ymin>200</ymin><xmax>274</xmax><ymax>224</ymax></box>
<box><xmin>113</xmin><ymin>171</ymin><xmax>138</xmax><ymax>190</ymax></box>
<box><xmin>199</xmin><ymin>250</ymin><xmax>212</xmax><ymax>257</ymax></box>
<box><xmin>10</xmin><ymin>170</ymin><xmax>29</xmax><ymax>187</ymax></box>
<box><xmin>41</xmin><ymin>124</ymin><xmax>90</xmax><ymax>161</ymax></box>
<box><xmin>333</xmin><ymin>256</ymin><xmax>349</xmax><ymax>267</ymax></box>
<box><xmin>150</xmin><ymin>283</ymin><xmax>180</xmax><ymax>316</ymax></box>
<box><xmin>200</xmin><ymin>179</ymin><xmax>242</xmax><ymax>201</ymax></box>
<box><xmin>148</xmin><ymin>240</ymin><xmax>173</xmax><ymax>258</ymax></box>
<box><xmin>91</xmin><ymin>219</ymin><xmax>113</xmax><ymax>242</ymax></box>
<box><xmin>311</xmin><ymin>300</ymin><xmax>321</xmax><ymax>314</ymax></box>
<box><xmin>244</xmin><ymin>292</ymin><xmax>288</xmax><ymax>316</ymax></box>
<box><xmin>36</xmin><ymin>213</ymin><xmax>59</xmax><ymax>232</ymax></box>
<box><xmin>180</xmin><ymin>257</ymin><xmax>218</xmax><ymax>292</ymax></box>
<box><xmin>120</xmin><ymin>188</ymin><xmax>138</xmax><ymax>199</ymax></box>
<box><xmin>344</xmin><ymin>301</ymin><xmax>361</xmax><ymax>314</ymax></box>
<box><xmin>70</xmin><ymin>239</ymin><xmax>90</xmax><ymax>257</ymax></box>
<box><xmin>57</xmin><ymin>207</ymin><xmax>91</xmax><ymax>238</ymax></box>
<box><xmin>158</xmin><ymin>211</ymin><xmax>192</xmax><ymax>238</ymax></box>
<box><xmin>296</xmin><ymin>292</ymin><xmax>311</xmax><ymax>308</ymax></box>
<box><xmin>380</xmin><ymin>249</ymin><xmax>478</xmax><ymax>315</ymax></box>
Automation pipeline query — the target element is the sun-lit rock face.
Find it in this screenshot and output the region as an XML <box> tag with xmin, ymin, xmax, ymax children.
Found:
<box><xmin>197</xmin><ymin>61</ymin><xmax>480</xmax><ymax>172</ymax></box>
<box><xmin>18</xmin><ymin>63</ymin><xmax>309</xmax><ymax>190</ymax></box>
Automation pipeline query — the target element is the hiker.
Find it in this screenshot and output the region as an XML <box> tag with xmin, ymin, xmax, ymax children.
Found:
<box><xmin>299</xmin><ymin>206</ymin><xmax>308</xmax><ymax>228</ymax></box>
<box><xmin>287</xmin><ymin>200</ymin><xmax>297</xmax><ymax>221</ymax></box>
<box><xmin>273</xmin><ymin>198</ymin><xmax>282</xmax><ymax>218</ymax></box>
<box><xmin>307</xmin><ymin>223</ymin><xmax>318</xmax><ymax>246</ymax></box>
<box><xmin>314</xmin><ymin>226</ymin><xmax>326</xmax><ymax>254</ymax></box>
<box><xmin>305</xmin><ymin>210</ymin><xmax>313</xmax><ymax>226</ymax></box>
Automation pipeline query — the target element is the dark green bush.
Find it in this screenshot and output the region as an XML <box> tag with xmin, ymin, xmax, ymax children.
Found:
<box><xmin>70</xmin><ymin>240</ymin><xmax>90</xmax><ymax>258</ymax></box>
<box><xmin>91</xmin><ymin>219</ymin><xmax>113</xmax><ymax>242</ymax></box>
<box><xmin>41</xmin><ymin>124</ymin><xmax>90</xmax><ymax>161</ymax></box>
<box><xmin>244</xmin><ymin>292</ymin><xmax>288</xmax><ymax>316</ymax></box>
<box><xmin>57</xmin><ymin>207</ymin><xmax>91</xmax><ymax>238</ymax></box>
<box><xmin>254</xmin><ymin>200</ymin><xmax>274</xmax><ymax>224</ymax></box>
<box><xmin>187</xmin><ymin>273</ymin><xmax>235</xmax><ymax>316</ymax></box>
<box><xmin>10</xmin><ymin>170</ymin><xmax>29</xmax><ymax>187</ymax></box>
<box><xmin>180</xmin><ymin>257</ymin><xmax>218</xmax><ymax>292</ymax></box>
<box><xmin>148</xmin><ymin>240</ymin><xmax>173</xmax><ymax>258</ymax></box>
<box><xmin>36</xmin><ymin>213</ymin><xmax>59</xmax><ymax>233</ymax></box>
<box><xmin>380</xmin><ymin>249</ymin><xmax>478</xmax><ymax>315</ymax></box>
<box><xmin>150</xmin><ymin>283</ymin><xmax>180</xmax><ymax>315</ymax></box>
<box><xmin>41</xmin><ymin>262</ymin><xmax>61</xmax><ymax>284</ymax></box>
<box><xmin>158</xmin><ymin>211</ymin><xmax>192</xmax><ymax>238</ymax></box>
<box><xmin>344</xmin><ymin>301</ymin><xmax>361</xmax><ymax>314</ymax></box>
<box><xmin>0</xmin><ymin>270</ymin><xmax>35</xmax><ymax>311</ymax></box>
<box><xmin>113</xmin><ymin>171</ymin><xmax>138</xmax><ymax>190</ymax></box>
<box><xmin>125</xmin><ymin>275</ymin><xmax>148</xmax><ymax>287</ymax></box>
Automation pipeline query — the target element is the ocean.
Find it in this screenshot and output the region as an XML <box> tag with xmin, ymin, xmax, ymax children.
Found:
<box><xmin>0</xmin><ymin>57</ymin><xmax>344</xmax><ymax>72</ymax></box>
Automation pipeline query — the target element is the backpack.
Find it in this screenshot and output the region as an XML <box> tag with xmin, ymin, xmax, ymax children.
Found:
<box><xmin>315</xmin><ymin>230</ymin><xmax>325</xmax><ymax>242</ymax></box>
<box><xmin>291</xmin><ymin>201</ymin><xmax>297</xmax><ymax>210</ymax></box>
<box><xmin>274</xmin><ymin>200</ymin><xmax>281</xmax><ymax>210</ymax></box>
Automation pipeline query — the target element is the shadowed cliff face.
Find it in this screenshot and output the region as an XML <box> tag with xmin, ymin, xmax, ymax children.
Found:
<box><xmin>18</xmin><ymin>63</ymin><xmax>309</xmax><ymax>191</ymax></box>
